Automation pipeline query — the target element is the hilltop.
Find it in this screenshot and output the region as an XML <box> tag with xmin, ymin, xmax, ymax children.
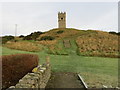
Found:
<box><xmin>37</xmin><ymin>28</ymin><xmax>119</xmax><ymax>58</ymax></box>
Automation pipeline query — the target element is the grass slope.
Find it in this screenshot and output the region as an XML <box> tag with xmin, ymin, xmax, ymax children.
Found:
<box><xmin>2</xmin><ymin>46</ymin><xmax>118</xmax><ymax>88</ymax></box>
<box><xmin>1</xmin><ymin>28</ymin><xmax>119</xmax><ymax>88</ymax></box>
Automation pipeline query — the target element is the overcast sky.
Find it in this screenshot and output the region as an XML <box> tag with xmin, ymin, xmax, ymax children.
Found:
<box><xmin>1</xmin><ymin>2</ymin><xmax>118</xmax><ymax>36</ymax></box>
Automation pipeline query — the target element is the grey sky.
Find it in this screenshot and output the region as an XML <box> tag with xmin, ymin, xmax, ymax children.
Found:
<box><xmin>1</xmin><ymin>2</ymin><xmax>118</xmax><ymax>36</ymax></box>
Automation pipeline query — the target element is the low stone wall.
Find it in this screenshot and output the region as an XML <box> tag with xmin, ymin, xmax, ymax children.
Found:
<box><xmin>7</xmin><ymin>63</ymin><xmax>51</xmax><ymax>89</ymax></box>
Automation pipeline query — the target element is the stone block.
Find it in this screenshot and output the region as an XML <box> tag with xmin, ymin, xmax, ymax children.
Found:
<box><xmin>9</xmin><ymin>86</ymin><xmax>15</xmax><ymax>88</ymax></box>
<box><xmin>15</xmin><ymin>83</ymin><xmax>32</xmax><ymax>88</ymax></box>
<box><xmin>39</xmin><ymin>82</ymin><xmax>46</xmax><ymax>88</ymax></box>
<box><xmin>22</xmin><ymin>74</ymin><xmax>31</xmax><ymax>79</ymax></box>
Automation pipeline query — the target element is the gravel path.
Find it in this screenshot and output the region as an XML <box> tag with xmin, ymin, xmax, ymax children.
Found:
<box><xmin>45</xmin><ymin>72</ymin><xmax>85</xmax><ymax>89</ymax></box>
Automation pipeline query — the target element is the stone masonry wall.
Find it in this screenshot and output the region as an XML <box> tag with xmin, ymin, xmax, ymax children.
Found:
<box><xmin>7</xmin><ymin>63</ymin><xmax>51</xmax><ymax>89</ymax></box>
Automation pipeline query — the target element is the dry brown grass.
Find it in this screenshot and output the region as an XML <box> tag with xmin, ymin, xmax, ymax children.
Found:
<box><xmin>36</xmin><ymin>40</ymin><xmax>57</xmax><ymax>46</ymax></box>
<box><xmin>4</xmin><ymin>41</ymin><xmax>41</xmax><ymax>52</ymax></box>
<box><xmin>38</xmin><ymin>28</ymin><xmax>82</xmax><ymax>40</ymax></box>
<box><xmin>76</xmin><ymin>31</ymin><xmax>119</xmax><ymax>58</ymax></box>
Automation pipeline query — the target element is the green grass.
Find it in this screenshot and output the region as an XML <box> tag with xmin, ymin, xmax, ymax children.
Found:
<box><xmin>1</xmin><ymin>45</ymin><xmax>118</xmax><ymax>88</ymax></box>
<box><xmin>1</xmin><ymin>29</ymin><xmax>119</xmax><ymax>88</ymax></box>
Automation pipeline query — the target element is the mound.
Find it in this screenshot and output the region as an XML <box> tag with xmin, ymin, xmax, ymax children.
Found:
<box><xmin>2</xmin><ymin>54</ymin><xmax>39</xmax><ymax>89</ymax></box>
<box><xmin>37</xmin><ymin>28</ymin><xmax>119</xmax><ymax>57</ymax></box>
<box><xmin>38</xmin><ymin>28</ymin><xmax>85</xmax><ymax>40</ymax></box>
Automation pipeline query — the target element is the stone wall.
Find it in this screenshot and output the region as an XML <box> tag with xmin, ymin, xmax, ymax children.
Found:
<box><xmin>7</xmin><ymin>63</ymin><xmax>51</xmax><ymax>89</ymax></box>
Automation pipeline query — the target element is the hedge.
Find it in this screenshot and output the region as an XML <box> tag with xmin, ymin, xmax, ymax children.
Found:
<box><xmin>2</xmin><ymin>54</ymin><xmax>39</xmax><ymax>89</ymax></box>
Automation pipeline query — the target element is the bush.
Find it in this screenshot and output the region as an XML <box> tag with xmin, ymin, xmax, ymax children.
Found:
<box><xmin>40</xmin><ymin>36</ymin><xmax>55</xmax><ymax>41</ymax></box>
<box><xmin>23</xmin><ymin>31</ymin><xmax>43</xmax><ymax>40</ymax></box>
<box><xmin>109</xmin><ymin>31</ymin><xmax>117</xmax><ymax>35</ymax></box>
<box><xmin>2</xmin><ymin>36</ymin><xmax>14</xmax><ymax>44</ymax></box>
<box><xmin>23</xmin><ymin>35</ymin><xmax>32</xmax><ymax>40</ymax></box>
<box><xmin>117</xmin><ymin>32</ymin><xmax>120</xmax><ymax>35</ymax></box>
<box><xmin>56</xmin><ymin>30</ymin><xmax>64</xmax><ymax>34</ymax></box>
<box><xmin>109</xmin><ymin>32</ymin><xmax>120</xmax><ymax>36</ymax></box>
<box><xmin>2</xmin><ymin>54</ymin><xmax>39</xmax><ymax>89</ymax></box>
<box><xmin>19</xmin><ymin>35</ymin><xmax>24</xmax><ymax>38</ymax></box>
<box><xmin>3</xmin><ymin>36</ymin><xmax>14</xmax><ymax>40</ymax></box>
<box><xmin>2</xmin><ymin>38</ymin><xmax>8</xmax><ymax>44</ymax></box>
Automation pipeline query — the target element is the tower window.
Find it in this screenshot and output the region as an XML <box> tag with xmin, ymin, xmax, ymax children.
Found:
<box><xmin>61</xmin><ymin>18</ymin><xmax>63</xmax><ymax>20</ymax></box>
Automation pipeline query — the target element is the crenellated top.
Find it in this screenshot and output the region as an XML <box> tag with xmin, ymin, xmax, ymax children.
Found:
<box><xmin>58</xmin><ymin>11</ymin><xmax>66</xmax><ymax>14</ymax></box>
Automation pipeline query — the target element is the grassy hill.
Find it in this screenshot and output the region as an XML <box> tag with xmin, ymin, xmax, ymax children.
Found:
<box><xmin>36</xmin><ymin>28</ymin><xmax>119</xmax><ymax>58</ymax></box>
<box><xmin>3</xmin><ymin>28</ymin><xmax>119</xmax><ymax>58</ymax></box>
<box><xmin>2</xmin><ymin>28</ymin><xmax>119</xmax><ymax>88</ymax></box>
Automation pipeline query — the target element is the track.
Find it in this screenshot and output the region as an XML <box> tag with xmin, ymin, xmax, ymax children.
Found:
<box><xmin>63</xmin><ymin>40</ymin><xmax>71</xmax><ymax>48</ymax></box>
<box><xmin>45</xmin><ymin>72</ymin><xmax>86</xmax><ymax>89</ymax></box>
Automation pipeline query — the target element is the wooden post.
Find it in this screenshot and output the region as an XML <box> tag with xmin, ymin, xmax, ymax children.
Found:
<box><xmin>46</xmin><ymin>56</ymin><xmax>50</xmax><ymax>66</ymax></box>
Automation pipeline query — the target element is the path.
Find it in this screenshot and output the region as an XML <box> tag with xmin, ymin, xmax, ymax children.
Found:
<box><xmin>45</xmin><ymin>72</ymin><xmax>85</xmax><ymax>89</ymax></box>
<box><xmin>63</xmin><ymin>40</ymin><xmax>71</xmax><ymax>48</ymax></box>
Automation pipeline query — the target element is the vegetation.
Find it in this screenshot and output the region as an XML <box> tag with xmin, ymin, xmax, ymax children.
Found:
<box><xmin>1</xmin><ymin>28</ymin><xmax>119</xmax><ymax>88</ymax></box>
<box><xmin>40</xmin><ymin>36</ymin><xmax>55</xmax><ymax>41</ymax></box>
<box><xmin>23</xmin><ymin>31</ymin><xmax>43</xmax><ymax>40</ymax></box>
<box><xmin>38</xmin><ymin>28</ymin><xmax>83</xmax><ymax>40</ymax></box>
<box><xmin>19</xmin><ymin>35</ymin><xmax>24</xmax><ymax>38</ymax></box>
<box><xmin>36</xmin><ymin>40</ymin><xmax>57</xmax><ymax>46</ymax></box>
<box><xmin>47</xmin><ymin>45</ymin><xmax>68</xmax><ymax>55</ymax></box>
<box><xmin>4</xmin><ymin>41</ymin><xmax>42</xmax><ymax>52</ymax></box>
<box><xmin>76</xmin><ymin>31</ymin><xmax>119</xmax><ymax>58</ymax></box>
<box><xmin>2</xmin><ymin>36</ymin><xmax>14</xmax><ymax>44</ymax></box>
<box><xmin>2</xmin><ymin>46</ymin><xmax>118</xmax><ymax>88</ymax></box>
<box><xmin>109</xmin><ymin>31</ymin><xmax>120</xmax><ymax>35</ymax></box>
<box><xmin>2</xmin><ymin>54</ymin><xmax>38</xmax><ymax>89</ymax></box>
<box><xmin>56</xmin><ymin>30</ymin><xmax>64</xmax><ymax>34</ymax></box>
<box><xmin>23</xmin><ymin>35</ymin><xmax>32</xmax><ymax>40</ymax></box>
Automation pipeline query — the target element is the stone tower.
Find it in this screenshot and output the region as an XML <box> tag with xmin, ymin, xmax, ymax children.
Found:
<box><xmin>58</xmin><ymin>12</ymin><xmax>66</xmax><ymax>28</ymax></box>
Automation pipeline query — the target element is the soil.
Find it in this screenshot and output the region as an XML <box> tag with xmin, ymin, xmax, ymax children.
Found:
<box><xmin>45</xmin><ymin>72</ymin><xmax>85</xmax><ymax>89</ymax></box>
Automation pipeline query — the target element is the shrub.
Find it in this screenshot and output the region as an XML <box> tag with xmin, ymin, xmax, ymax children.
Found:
<box><xmin>23</xmin><ymin>31</ymin><xmax>43</xmax><ymax>40</ymax></box>
<box><xmin>19</xmin><ymin>35</ymin><xmax>24</xmax><ymax>38</ymax></box>
<box><xmin>40</xmin><ymin>36</ymin><xmax>55</xmax><ymax>41</ymax></box>
<box><xmin>3</xmin><ymin>36</ymin><xmax>14</xmax><ymax>40</ymax></box>
<box><xmin>109</xmin><ymin>31</ymin><xmax>117</xmax><ymax>35</ymax></box>
<box><xmin>23</xmin><ymin>35</ymin><xmax>32</xmax><ymax>40</ymax></box>
<box><xmin>109</xmin><ymin>31</ymin><xmax>120</xmax><ymax>36</ymax></box>
<box><xmin>117</xmin><ymin>32</ymin><xmax>120</xmax><ymax>36</ymax></box>
<box><xmin>2</xmin><ymin>38</ymin><xmax>8</xmax><ymax>44</ymax></box>
<box><xmin>2</xmin><ymin>54</ymin><xmax>39</xmax><ymax>89</ymax></box>
<box><xmin>2</xmin><ymin>36</ymin><xmax>14</xmax><ymax>44</ymax></box>
<box><xmin>56</xmin><ymin>30</ymin><xmax>64</xmax><ymax>34</ymax></box>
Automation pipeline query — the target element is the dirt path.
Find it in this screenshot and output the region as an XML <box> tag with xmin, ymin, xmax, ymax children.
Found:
<box><xmin>45</xmin><ymin>72</ymin><xmax>85</xmax><ymax>89</ymax></box>
<box><xmin>63</xmin><ymin>40</ymin><xmax>71</xmax><ymax>48</ymax></box>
